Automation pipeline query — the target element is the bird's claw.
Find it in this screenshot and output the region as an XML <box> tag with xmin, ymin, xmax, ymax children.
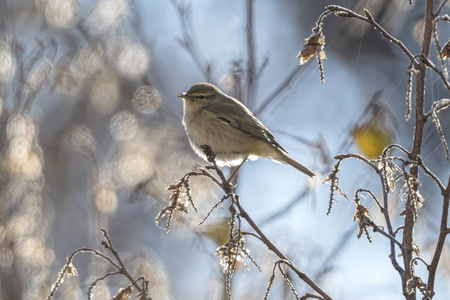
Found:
<box><xmin>226</xmin><ymin>182</ymin><xmax>237</xmax><ymax>189</ymax></box>
<box><xmin>200</xmin><ymin>144</ymin><xmax>216</xmax><ymax>163</ymax></box>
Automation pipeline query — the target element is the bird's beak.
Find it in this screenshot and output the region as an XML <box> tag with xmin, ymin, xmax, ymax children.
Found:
<box><xmin>175</xmin><ymin>93</ymin><xmax>186</xmax><ymax>99</ymax></box>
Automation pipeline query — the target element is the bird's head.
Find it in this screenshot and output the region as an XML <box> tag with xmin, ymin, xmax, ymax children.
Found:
<box><xmin>176</xmin><ymin>82</ymin><xmax>219</xmax><ymax>106</ymax></box>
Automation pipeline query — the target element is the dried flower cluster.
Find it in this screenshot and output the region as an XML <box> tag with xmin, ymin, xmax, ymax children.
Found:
<box><xmin>47</xmin><ymin>230</ymin><xmax>153</xmax><ymax>300</ymax></box>
<box><xmin>440</xmin><ymin>40</ymin><xmax>450</xmax><ymax>60</ymax></box>
<box><xmin>297</xmin><ymin>29</ymin><xmax>326</xmax><ymax>83</ymax></box>
<box><xmin>155</xmin><ymin>175</ymin><xmax>198</xmax><ymax>232</ymax></box>
<box><xmin>405</xmin><ymin>65</ymin><xmax>419</xmax><ymax>121</ymax></box>
<box><xmin>324</xmin><ymin>161</ymin><xmax>348</xmax><ymax>215</ymax></box>
<box><xmin>297</xmin><ymin>32</ymin><xmax>326</xmax><ymax>66</ymax></box>
<box><xmin>353</xmin><ymin>198</ymin><xmax>373</xmax><ymax>242</ymax></box>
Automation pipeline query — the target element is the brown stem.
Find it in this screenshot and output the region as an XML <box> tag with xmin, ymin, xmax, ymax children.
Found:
<box><xmin>245</xmin><ymin>0</ymin><xmax>257</xmax><ymax>108</ymax></box>
<box><xmin>427</xmin><ymin>177</ymin><xmax>450</xmax><ymax>295</ymax></box>
<box><xmin>232</xmin><ymin>195</ymin><xmax>332</xmax><ymax>300</ymax></box>
<box><xmin>424</xmin><ymin>101</ymin><xmax>450</xmax><ymax>120</ymax></box>
<box><xmin>335</xmin><ymin>153</ymin><xmax>405</xmax><ymax>277</ymax></box>
<box><xmin>417</xmin><ymin>55</ymin><xmax>450</xmax><ymax>92</ymax></box>
<box><xmin>101</xmin><ymin>230</ymin><xmax>152</xmax><ymax>300</ymax></box>
<box><xmin>199</xmin><ymin>152</ymin><xmax>332</xmax><ymax>299</ymax></box>
<box><xmin>325</xmin><ymin>5</ymin><xmax>414</xmax><ymax>61</ymax></box>
<box><xmin>434</xmin><ymin>0</ymin><xmax>449</xmax><ymax>17</ymax></box>
<box><xmin>255</xmin><ymin>65</ymin><xmax>304</xmax><ymax>116</ymax></box>
<box><xmin>403</xmin><ymin>1</ymin><xmax>434</xmax><ymax>299</ymax></box>
<box><xmin>367</xmin><ymin>220</ymin><xmax>403</xmax><ymax>249</ymax></box>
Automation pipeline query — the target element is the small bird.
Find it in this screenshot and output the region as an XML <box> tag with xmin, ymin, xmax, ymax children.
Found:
<box><xmin>176</xmin><ymin>82</ymin><xmax>315</xmax><ymax>177</ymax></box>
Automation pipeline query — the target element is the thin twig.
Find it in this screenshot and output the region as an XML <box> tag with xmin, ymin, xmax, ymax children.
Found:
<box><xmin>424</xmin><ymin>100</ymin><xmax>450</xmax><ymax>120</ymax></box>
<box><xmin>427</xmin><ymin>177</ymin><xmax>450</xmax><ymax>292</ymax></box>
<box><xmin>356</xmin><ymin>188</ymin><xmax>384</xmax><ymax>211</ymax></box>
<box><xmin>394</xmin><ymin>226</ymin><xmax>404</xmax><ymax>236</ymax></box>
<box><xmin>100</xmin><ymin>230</ymin><xmax>152</xmax><ymax>299</ymax></box>
<box><xmin>232</xmin><ymin>194</ymin><xmax>332</xmax><ymax>300</ymax></box>
<box><xmin>260</xmin><ymin>187</ymin><xmax>310</xmax><ymax>225</ymax></box>
<box><xmin>416</xmin><ymin>156</ymin><xmax>446</xmax><ymax>192</ymax></box>
<box><xmin>87</xmin><ymin>271</ymin><xmax>122</xmax><ymax>300</ymax></box>
<box><xmin>366</xmin><ymin>220</ymin><xmax>403</xmax><ymax>249</ymax></box>
<box><xmin>170</xmin><ymin>0</ymin><xmax>214</xmax><ymax>83</ymax></box>
<box><xmin>434</xmin><ymin>0</ymin><xmax>449</xmax><ymax>17</ymax></box>
<box><xmin>403</xmin><ymin>1</ymin><xmax>435</xmax><ymax>298</ymax></box>
<box><xmin>245</xmin><ymin>0</ymin><xmax>257</xmax><ymax>108</ymax></box>
<box><xmin>47</xmin><ymin>248</ymin><xmax>121</xmax><ymax>300</ymax></box>
<box><xmin>417</xmin><ymin>54</ymin><xmax>450</xmax><ymax>92</ymax></box>
<box><xmin>255</xmin><ymin>65</ymin><xmax>304</xmax><ymax>116</ymax></box>
<box><xmin>325</xmin><ymin>5</ymin><xmax>415</xmax><ymax>61</ymax></box>
<box><xmin>334</xmin><ymin>152</ymin><xmax>404</xmax><ymax>276</ymax></box>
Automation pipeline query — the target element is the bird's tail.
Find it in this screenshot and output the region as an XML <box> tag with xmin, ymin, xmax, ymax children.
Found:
<box><xmin>273</xmin><ymin>150</ymin><xmax>316</xmax><ymax>177</ymax></box>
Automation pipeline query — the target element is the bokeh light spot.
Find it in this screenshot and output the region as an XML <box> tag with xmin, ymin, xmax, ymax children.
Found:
<box><xmin>132</xmin><ymin>86</ymin><xmax>161</xmax><ymax>114</ymax></box>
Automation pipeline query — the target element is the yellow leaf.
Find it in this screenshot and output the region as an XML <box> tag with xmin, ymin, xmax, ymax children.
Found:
<box><xmin>352</xmin><ymin>123</ymin><xmax>392</xmax><ymax>158</ymax></box>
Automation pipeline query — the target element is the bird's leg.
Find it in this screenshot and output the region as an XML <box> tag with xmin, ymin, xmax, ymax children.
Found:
<box><xmin>228</xmin><ymin>159</ymin><xmax>247</xmax><ymax>183</ymax></box>
<box><xmin>200</xmin><ymin>144</ymin><xmax>230</xmax><ymax>188</ymax></box>
<box><xmin>200</xmin><ymin>144</ymin><xmax>216</xmax><ymax>163</ymax></box>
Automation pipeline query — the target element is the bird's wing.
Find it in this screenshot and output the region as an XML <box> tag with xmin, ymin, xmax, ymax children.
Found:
<box><xmin>205</xmin><ymin>100</ymin><xmax>285</xmax><ymax>151</ymax></box>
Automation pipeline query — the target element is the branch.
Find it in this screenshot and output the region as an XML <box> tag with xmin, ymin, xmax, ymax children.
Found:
<box><xmin>417</xmin><ymin>156</ymin><xmax>446</xmax><ymax>192</ymax></box>
<box><xmin>416</xmin><ymin>54</ymin><xmax>450</xmax><ymax>92</ymax></box>
<box><xmin>47</xmin><ymin>248</ymin><xmax>120</xmax><ymax>300</ymax></box>
<box><xmin>170</xmin><ymin>0</ymin><xmax>214</xmax><ymax>83</ymax></box>
<box><xmin>232</xmin><ymin>191</ymin><xmax>331</xmax><ymax>299</ymax></box>
<box><xmin>259</xmin><ymin>186</ymin><xmax>311</xmax><ymax>225</ymax></box>
<box><xmin>333</xmin><ymin>152</ymin><xmax>405</xmax><ymax>276</ymax></box>
<box><xmin>434</xmin><ymin>0</ymin><xmax>449</xmax><ymax>17</ymax></box>
<box><xmin>325</xmin><ymin>5</ymin><xmax>415</xmax><ymax>61</ymax></box>
<box><xmin>403</xmin><ymin>1</ymin><xmax>435</xmax><ymax>298</ymax></box>
<box><xmin>255</xmin><ymin>65</ymin><xmax>304</xmax><ymax>117</ymax></box>
<box><xmin>46</xmin><ymin>230</ymin><xmax>152</xmax><ymax>300</ymax></box>
<box><xmin>367</xmin><ymin>220</ymin><xmax>403</xmax><ymax>249</ymax></box>
<box><xmin>245</xmin><ymin>0</ymin><xmax>257</xmax><ymax>108</ymax></box>
<box><xmin>424</xmin><ymin>99</ymin><xmax>450</xmax><ymax>120</ymax></box>
<box><xmin>163</xmin><ymin>146</ymin><xmax>332</xmax><ymax>300</ymax></box>
<box><xmin>334</xmin><ymin>153</ymin><xmax>379</xmax><ymax>172</ymax></box>
<box><xmin>87</xmin><ymin>271</ymin><xmax>122</xmax><ymax>299</ymax></box>
<box><xmin>382</xmin><ymin>144</ymin><xmax>411</xmax><ymax>158</ymax></box>
<box><xmin>100</xmin><ymin>229</ymin><xmax>151</xmax><ymax>299</ymax></box>
<box><xmin>355</xmin><ymin>188</ymin><xmax>384</xmax><ymax>211</ymax></box>
<box><xmin>427</xmin><ymin>176</ymin><xmax>450</xmax><ymax>293</ymax></box>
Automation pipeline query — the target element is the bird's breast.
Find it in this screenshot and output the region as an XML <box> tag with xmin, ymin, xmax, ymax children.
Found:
<box><xmin>183</xmin><ymin>109</ymin><xmax>255</xmax><ymax>166</ymax></box>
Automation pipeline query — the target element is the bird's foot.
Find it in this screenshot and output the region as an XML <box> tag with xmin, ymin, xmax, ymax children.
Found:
<box><xmin>200</xmin><ymin>144</ymin><xmax>216</xmax><ymax>163</ymax></box>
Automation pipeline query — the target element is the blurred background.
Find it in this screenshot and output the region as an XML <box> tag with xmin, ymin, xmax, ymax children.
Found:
<box><xmin>0</xmin><ymin>0</ymin><xmax>449</xmax><ymax>299</ymax></box>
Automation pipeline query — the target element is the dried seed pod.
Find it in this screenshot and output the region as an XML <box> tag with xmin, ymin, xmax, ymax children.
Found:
<box><xmin>440</xmin><ymin>40</ymin><xmax>450</xmax><ymax>60</ymax></box>
<box><xmin>296</xmin><ymin>33</ymin><xmax>326</xmax><ymax>65</ymax></box>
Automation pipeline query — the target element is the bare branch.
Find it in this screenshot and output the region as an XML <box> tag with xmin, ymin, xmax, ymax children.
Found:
<box><xmin>367</xmin><ymin>220</ymin><xmax>403</xmax><ymax>249</ymax></box>
<box><xmin>255</xmin><ymin>65</ymin><xmax>305</xmax><ymax>116</ymax></box>
<box><xmin>403</xmin><ymin>1</ymin><xmax>435</xmax><ymax>298</ymax></box>
<box><xmin>260</xmin><ymin>187</ymin><xmax>310</xmax><ymax>225</ymax></box>
<box><xmin>170</xmin><ymin>0</ymin><xmax>214</xmax><ymax>83</ymax></box>
<box><xmin>434</xmin><ymin>0</ymin><xmax>449</xmax><ymax>17</ymax></box>
<box><xmin>431</xmin><ymin>20</ymin><xmax>448</xmax><ymax>79</ymax></box>
<box><xmin>87</xmin><ymin>271</ymin><xmax>122</xmax><ymax>300</ymax></box>
<box><xmin>100</xmin><ymin>229</ymin><xmax>152</xmax><ymax>299</ymax></box>
<box><xmin>325</xmin><ymin>5</ymin><xmax>414</xmax><ymax>60</ymax></box>
<box><xmin>245</xmin><ymin>0</ymin><xmax>257</xmax><ymax>108</ymax></box>
<box><xmin>427</xmin><ymin>177</ymin><xmax>450</xmax><ymax>292</ymax></box>
<box><xmin>416</xmin><ymin>54</ymin><xmax>450</xmax><ymax>92</ymax></box>
<box><xmin>156</xmin><ymin>142</ymin><xmax>332</xmax><ymax>299</ymax></box>
<box><xmin>355</xmin><ymin>188</ymin><xmax>383</xmax><ymax>211</ymax></box>
<box><xmin>424</xmin><ymin>99</ymin><xmax>450</xmax><ymax>120</ymax></box>
<box><xmin>417</xmin><ymin>156</ymin><xmax>446</xmax><ymax>192</ymax></box>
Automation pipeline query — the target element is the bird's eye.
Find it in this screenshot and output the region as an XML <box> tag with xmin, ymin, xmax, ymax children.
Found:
<box><xmin>198</xmin><ymin>95</ymin><xmax>205</xmax><ymax>100</ymax></box>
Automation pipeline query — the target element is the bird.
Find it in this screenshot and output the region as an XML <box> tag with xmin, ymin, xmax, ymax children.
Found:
<box><xmin>176</xmin><ymin>82</ymin><xmax>316</xmax><ymax>177</ymax></box>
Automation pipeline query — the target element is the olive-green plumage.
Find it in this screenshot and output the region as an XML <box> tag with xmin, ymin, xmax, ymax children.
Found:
<box><xmin>176</xmin><ymin>82</ymin><xmax>315</xmax><ymax>177</ymax></box>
